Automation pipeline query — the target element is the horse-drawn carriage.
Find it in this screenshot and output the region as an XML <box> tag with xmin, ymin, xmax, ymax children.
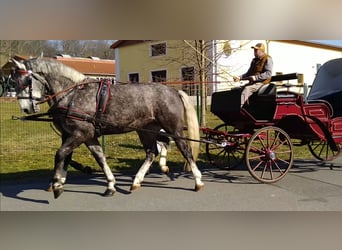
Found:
<box><xmin>201</xmin><ymin>58</ymin><xmax>342</xmax><ymax>183</ymax></box>
<box><xmin>10</xmin><ymin>56</ymin><xmax>342</xmax><ymax>198</ymax></box>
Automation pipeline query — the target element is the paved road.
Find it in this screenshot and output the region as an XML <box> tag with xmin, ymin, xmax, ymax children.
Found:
<box><xmin>1</xmin><ymin>158</ymin><xmax>342</xmax><ymax>211</ymax></box>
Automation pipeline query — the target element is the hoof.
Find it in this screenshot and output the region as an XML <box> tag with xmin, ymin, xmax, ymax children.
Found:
<box><xmin>130</xmin><ymin>183</ymin><xmax>141</xmax><ymax>192</ymax></box>
<box><xmin>102</xmin><ymin>189</ymin><xmax>115</xmax><ymax>197</ymax></box>
<box><xmin>53</xmin><ymin>188</ymin><xmax>64</xmax><ymax>199</ymax></box>
<box><xmin>195</xmin><ymin>183</ymin><xmax>204</xmax><ymax>192</ymax></box>
<box><xmin>166</xmin><ymin>171</ymin><xmax>175</xmax><ymax>181</ymax></box>
<box><xmin>162</xmin><ymin>166</ymin><xmax>170</xmax><ymax>175</ymax></box>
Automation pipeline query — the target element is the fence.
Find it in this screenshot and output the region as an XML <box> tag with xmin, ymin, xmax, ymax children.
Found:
<box><xmin>0</xmin><ymin>98</ymin><xmax>148</xmax><ymax>176</ymax></box>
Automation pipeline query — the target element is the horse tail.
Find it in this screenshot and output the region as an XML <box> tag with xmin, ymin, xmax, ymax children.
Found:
<box><xmin>178</xmin><ymin>90</ymin><xmax>200</xmax><ymax>165</ymax></box>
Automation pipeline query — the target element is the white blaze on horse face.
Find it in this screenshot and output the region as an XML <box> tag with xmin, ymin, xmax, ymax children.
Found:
<box><xmin>17</xmin><ymin>87</ymin><xmax>34</xmax><ymax>114</ymax></box>
<box><xmin>18</xmin><ymin>98</ymin><xmax>34</xmax><ymax>114</ymax></box>
<box><xmin>17</xmin><ymin>77</ymin><xmax>43</xmax><ymax>114</ymax></box>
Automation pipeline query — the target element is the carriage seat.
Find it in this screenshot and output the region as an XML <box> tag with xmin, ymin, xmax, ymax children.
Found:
<box><xmin>256</xmin><ymin>83</ymin><xmax>276</xmax><ymax>97</ymax></box>
<box><xmin>245</xmin><ymin>84</ymin><xmax>277</xmax><ymax>120</ymax></box>
<box><xmin>248</xmin><ymin>83</ymin><xmax>276</xmax><ymax>103</ymax></box>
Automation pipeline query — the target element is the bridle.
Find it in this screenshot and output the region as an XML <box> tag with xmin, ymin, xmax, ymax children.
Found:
<box><xmin>14</xmin><ymin>68</ymin><xmax>45</xmax><ymax>102</ymax></box>
<box><xmin>14</xmin><ymin>66</ymin><xmax>102</xmax><ymax>107</ymax></box>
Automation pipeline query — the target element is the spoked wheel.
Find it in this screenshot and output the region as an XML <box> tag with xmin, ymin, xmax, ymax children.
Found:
<box><xmin>205</xmin><ymin>124</ymin><xmax>246</xmax><ymax>169</ymax></box>
<box><xmin>308</xmin><ymin>140</ymin><xmax>341</xmax><ymax>161</ymax></box>
<box><xmin>245</xmin><ymin>126</ymin><xmax>293</xmax><ymax>183</ymax></box>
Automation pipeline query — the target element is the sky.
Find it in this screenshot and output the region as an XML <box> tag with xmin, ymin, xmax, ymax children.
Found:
<box><xmin>309</xmin><ymin>40</ymin><xmax>342</xmax><ymax>48</ymax></box>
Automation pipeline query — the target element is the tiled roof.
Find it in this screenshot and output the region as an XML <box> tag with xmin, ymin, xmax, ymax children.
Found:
<box><xmin>54</xmin><ymin>56</ymin><xmax>115</xmax><ymax>76</ymax></box>
<box><xmin>110</xmin><ymin>40</ymin><xmax>150</xmax><ymax>49</ymax></box>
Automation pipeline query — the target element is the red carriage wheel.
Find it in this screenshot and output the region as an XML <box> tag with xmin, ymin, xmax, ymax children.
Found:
<box><xmin>205</xmin><ymin>124</ymin><xmax>246</xmax><ymax>169</ymax></box>
<box><xmin>245</xmin><ymin>126</ymin><xmax>293</xmax><ymax>183</ymax></box>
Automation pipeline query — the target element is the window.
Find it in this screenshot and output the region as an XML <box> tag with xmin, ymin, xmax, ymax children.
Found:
<box><xmin>150</xmin><ymin>43</ymin><xmax>166</xmax><ymax>57</ymax></box>
<box><xmin>181</xmin><ymin>67</ymin><xmax>198</xmax><ymax>96</ymax></box>
<box><xmin>128</xmin><ymin>73</ymin><xmax>139</xmax><ymax>83</ymax></box>
<box><xmin>151</xmin><ymin>70</ymin><xmax>167</xmax><ymax>82</ymax></box>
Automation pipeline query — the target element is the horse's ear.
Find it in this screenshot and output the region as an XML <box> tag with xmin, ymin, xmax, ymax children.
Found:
<box><xmin>38</xmin><ymin>52</ymin><xmax>44</xmax><ymax>59</ymax></box>
<box><xmin>10</xmin><ymin>58</ymin><xmax>27</xmax><ymax>70</ymax></box>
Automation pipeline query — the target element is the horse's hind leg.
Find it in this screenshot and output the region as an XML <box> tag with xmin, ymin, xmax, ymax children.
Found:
<box><xmin>86</xmin><ymin>138</ymin><xmax>116</xmax><ymax>197</ymax></box>
<box><xmin>174</xmin><ymin>138</ymin><xmax>204</xmax><ymax>191</ymax></box>
<box><xmin>157</xmin><ymin>141</ymin><xmax>169</xmax><ymax>174</ymax></box>
<box><xmin>156</xmin><ymin>130</ymin><xmax>171</xmax><ymax>175</ymax></box>
<box><xmin>131</xmin><ymin>151</ymin><xmax>155</xmax><ymax>191</ymax></box>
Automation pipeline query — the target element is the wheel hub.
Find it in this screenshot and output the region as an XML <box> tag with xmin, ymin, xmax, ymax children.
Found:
<box><xmin>267</xmin><ymin>150</ymin><xmax>276</xmax><ymax>160</ymax></box>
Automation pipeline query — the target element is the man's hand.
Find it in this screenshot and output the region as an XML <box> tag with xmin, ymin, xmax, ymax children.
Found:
<box><xmin>233</xmin><ymin>76</ymin><xmax>240</xmax><ymax>82</ymax></box>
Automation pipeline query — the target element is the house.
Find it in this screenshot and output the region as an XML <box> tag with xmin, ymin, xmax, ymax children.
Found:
<box><xmin>111</xmin><ymin>40</ymin><xmax>341</xmax><ymax>98</ymax></box>
<box><xmin>110</xmin><ymin>40</ymin><xmax>212</xmax><ymax>96</ymax></box>
<box><xmin>1</xmin><ymin>54</ymin><xmax>116</xmax><ymax>96</ymax></box>
<box><xmin>214</xmin><ymin>40</ymin><xmax>342</xmax><ymax>92</ymax></box>
<box><xmin>1</xmin><ymin>54</ymin><xmax>116</xmax><ymax>81</ymax></box>
<box><xmin>53</xmin><ymin>55</ymin><xmax>116</xmax><ymax>82</ymax></box>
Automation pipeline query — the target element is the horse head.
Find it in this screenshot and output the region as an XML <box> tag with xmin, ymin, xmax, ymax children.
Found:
<box><xmin>11</xmin><ymin>58</ymin><xmax>45</xmax><ymax>114</ymax></box>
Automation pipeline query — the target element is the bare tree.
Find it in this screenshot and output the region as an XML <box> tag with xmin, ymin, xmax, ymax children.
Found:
<box><xmin>0</xmin><ymin>40</ymin><xmax>53</xmax><ymax>66</ymax></box>
<box><xmin>57</xmin><ymin>40</ymin><xmax>114</xmax><ymax>59</ymax></box>
<box><xmin>1</xmin><ymin>40</ymin><xmax>114</xmax><ymax>66</ymax></box>
<box><xmin>156</xmin><ymin>40</ymin><xmax>219</xmax><ymax>127</ymax></box>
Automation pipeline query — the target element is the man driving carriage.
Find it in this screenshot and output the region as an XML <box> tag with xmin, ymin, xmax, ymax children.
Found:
<box><xmin>233</xmin><ymin>43</ymin><xmax>273</xmax><ymax>107</ymax></box>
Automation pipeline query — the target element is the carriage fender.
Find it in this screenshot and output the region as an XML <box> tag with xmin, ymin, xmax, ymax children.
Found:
<box><xmin>276</xmin><ymin>115</ymin><xmax>338</xmax><ymax>151</ymax></box>
<box><xmin>275</xmin><ymin>115</ymin><xmax>310</xmax><ymax>136</ymax></box>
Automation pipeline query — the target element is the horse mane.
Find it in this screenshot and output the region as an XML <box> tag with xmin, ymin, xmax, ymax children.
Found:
<box><xmin>27</xmin><ymin>58</ymin><xmax>86</xmax><ymax>83</ymax></box>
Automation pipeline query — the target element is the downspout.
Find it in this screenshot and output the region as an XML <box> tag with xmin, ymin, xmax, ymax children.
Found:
<box><xmin>213</xmin><ymin>40</ymin><xmax>217</xmax><ymax>93</ymax></box>
<box><xmin>266</xmin><ymin>40</ymin><xmax>270</xmax><ymax>54</ymax></box>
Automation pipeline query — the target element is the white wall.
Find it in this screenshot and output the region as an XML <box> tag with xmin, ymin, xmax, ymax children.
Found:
<box><xmin>269</xmin><ymin>41</ymin><xmax>341</xmax><ymax>85</ymax></box>
<box><xmin>214</xmin><ymin>40</ymin><xmax>342</xmax><ymax>92</ymax></box>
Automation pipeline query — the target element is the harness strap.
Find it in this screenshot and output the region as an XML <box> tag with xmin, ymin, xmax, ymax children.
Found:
<box><xmin>54</xmin><ymin>107</ymin><xmax>95</xmax><ymax>123</ymax></box>
<box><xmin>96</xmin><ymin>80</ymin><xmax>111</xmax><ymax>114</ymax></box>
<box><xmin>36</xmin><ymin>79</ymin><xmax>100</xmax><ymax>105</ymax></box>
<box><xmin>94</xmin><ymin>80</ymin><xmax>111</xmax><ymax>135</ymax></box>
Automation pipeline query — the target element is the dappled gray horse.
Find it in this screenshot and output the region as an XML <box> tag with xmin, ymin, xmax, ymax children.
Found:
<box><xmin>11</xmin><ymin>57</ymin><xmax>204</xmax><ymax>199</ymax></box>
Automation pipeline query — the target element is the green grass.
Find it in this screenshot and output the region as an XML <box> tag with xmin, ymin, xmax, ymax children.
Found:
<box><xmin>0</xmin><ymin>98</ymin><xmax>312</xmax><ymax>181</ymax></box>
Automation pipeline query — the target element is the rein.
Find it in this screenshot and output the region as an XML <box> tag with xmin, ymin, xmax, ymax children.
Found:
<box><xmin>37</xmin><ymin>79</ymin><xmax>100</xmax><ymax>105</ymax></box>
<box><xmin>12</xmin><ymin>112</ymin><xmax>53</xmax><ymax>122</ymax></box>
<box><xmin>13</xmin><ymin>72</ymin><xmax>207</xmax><ymax>144</ymax></box>
<box><xmin>12</xmin><ymin>110</ymin><xmax>208</xmax><ymax>144</ymax></box>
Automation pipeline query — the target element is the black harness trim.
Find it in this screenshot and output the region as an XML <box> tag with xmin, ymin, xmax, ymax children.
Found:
<box><xmin>96</xmin><ymin>80</ymin><xmax>111</xmax><ymax>114</ymax></box>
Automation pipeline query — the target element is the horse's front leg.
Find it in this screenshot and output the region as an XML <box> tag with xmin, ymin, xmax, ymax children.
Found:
<box><xmin>53</xmin><ymin>137</ymin><xmax>82</xmax><ymax>199</ymax></box>
<box><xmin>86</xmin><ymin>138</ymin><xmax>116</xmax><ymax>197</ymax></box>
<box><xmin>47</xmin><ymin>151</ymin><xmax>73</xmax><ymax>192</ymax></box>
